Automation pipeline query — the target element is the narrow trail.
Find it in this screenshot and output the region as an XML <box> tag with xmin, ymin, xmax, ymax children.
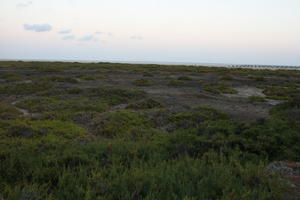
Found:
<box><xmin>11</xmin><ymin>100</ymin><xmax>30</xmax><ymax>116</ymax></box>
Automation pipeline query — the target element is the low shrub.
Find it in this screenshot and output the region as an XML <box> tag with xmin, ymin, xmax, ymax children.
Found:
<box><xmin>0</xmin><ymin>73</ymin><xmax>24</xmax><ymax>82</ymax></box>
<box><xmin>93</xmin><ymin>110</ymin><xmax>153</xmax><ymax>138</ymax></box>
<box><xmin>220</xmin><ymin>75</ymin><xmax>234</xmax><ymax>80</ymax></box>
<box><xmin>126</xmin><ymin>99</ymin><xmax>163</xmax><ymax>110</ymax></box>
<box><xmin>0</xmin><ymin>82</ymin><xmax>53</xmax><ymax>95</ymax></box>
<box><xmin>0</xmin><ymin>102</ymin><xmax>22</xmax><ymax>120</ymax></box>
<box><xmin>205</xmin><ymin>83</ymin><xmax>237</xmax><ymax>94</ymax></box>
<box><xmin>43</xmin><ymin>75</ymin><xmax>78</xmax><ymax>83</ymax></box>
<box><xmin>3</xmin><ymin>120</ymin><xmax>88</xmax><ymax>139</ymax></box>
<box><xmin>168</xmin><ymin>107</ymin><xmax>228</xmax><ymax>130</ymax></box>
<box><xmin>260</xmin><ymin>85</ymin><xmax>298</xmax><ymax>100</ymax></box>
<box><xmin>132</xmin><ymin>79</ymin><xmax>153</xmax><ymax>86</ymax></box>
<box><xmin>143</xmin><ymin>72</ymin><xmax>154</xmax><ymax>77</ymax></box>
<box><xmin>177</xmin><ymin>76</ymin><xmax>192</xmax><ymax>81</ymax></box>
<box><xmin>167</xmin><ymin>80</ymin><xmax>184</xmax><ymax>86</ymax></box>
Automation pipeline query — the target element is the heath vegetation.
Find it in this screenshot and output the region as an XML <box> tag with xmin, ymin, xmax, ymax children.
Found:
<box><xmin>0</xmin><ymin>61</ymin><xmax>300</xmax><ymax>199</ymax></box>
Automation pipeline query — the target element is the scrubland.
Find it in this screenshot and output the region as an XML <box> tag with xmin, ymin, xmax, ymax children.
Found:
<box><xmin>0</xmin><ymin>61</ymin><xmax>300</xmax><ymax>199</ymax></box>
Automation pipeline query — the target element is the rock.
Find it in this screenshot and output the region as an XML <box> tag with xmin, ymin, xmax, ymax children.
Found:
<box><xmin>267</xmin><ymin>161</ymin><xmax>294</xmax><ymax>176</ymax></box>
<box><xmin>268</xmin><ymin>161</ymin><xmax>300</xmax><ymax>176</ymax></box>
<box><xmin>268</xmin><ymin>161</ymin><xmax>300</xmax><ymax>198</ymax></box>
<box><xmin>20</xmin><ymin>189</ymin><xmax>38</xmax><ymax>200</ymax></box>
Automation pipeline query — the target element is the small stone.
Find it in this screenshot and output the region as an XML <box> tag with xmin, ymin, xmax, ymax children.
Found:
<box><xmin>267</xmin><ymin>161</ymin><xmax>294</xmax><ymax>176</ymax></box>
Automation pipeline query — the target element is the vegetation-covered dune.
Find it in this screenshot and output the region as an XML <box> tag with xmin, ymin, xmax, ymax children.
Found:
<box><xmin>0</xmin><ymin>61</ymin><xmax>300</xmax><ymax>199</ymax></box>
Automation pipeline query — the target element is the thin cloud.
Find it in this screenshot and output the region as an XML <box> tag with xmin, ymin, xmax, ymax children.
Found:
<box><xmin>58</xmin><ymin>29</ymin><xmax>71</xmax><ymax>34</ymax></box>
<box><xmin>78</xmin><ymin>35</ymin><xmax>97</xmax><ymax>42</ymax></box>
<box><xmin>95</xmin><ymin>31</ymin><xmax>113</xmax><ymax>37</ymax></box>
<box><xmin>62</xmin><ymin>35</ymin><xmax>75</xmax><ymax>40</ymax></box>
<box><xmin>23</xmin><ymin>24</ymin><xmax>52</xmax><ymax>32</ymax></box>
<box><xmin>130</xmin><ymin>35</ymin><xmax>143</xmax><ymax>40</ymax></box>
<box><xmin>17</xmin><ymin>1</ymin><xmax>32</xmax><ymax>8</ymax></box>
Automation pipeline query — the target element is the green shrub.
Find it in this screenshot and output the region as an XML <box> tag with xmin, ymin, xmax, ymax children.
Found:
<box><xmin>30</xmin><ymin>120</ymin><xmax>88</xmax><ymax>139</ymax></box>
<box><xmin>35</xmin><ymin>66</ymin><xmax>63</xmax><ymax>72</ymax></box>
<box><xmin>254</xmin><ymin>76</ymin><xmax>266</xmax><ymax>82</ymax></box>
<box><xmin>77</xmin><ymin>74</ymin><xmax>109</xmax><ymax>81</ymax></box>
<box><xmin>132</xmin><ymin>79</ymin><xmax>153</xmax><ymax>86</ymax></box>
<box><xmin>94</xmin><ymin>110</ymin><xmax>153</xmax><ymax>138</ymax></box>
<box><xmin>43</xmin><ymin>75</ymin><xmax>78</xmax><ymax>83</ymax></box>
<box><xmin>167</xmin><ymin>80</ymin><xmax>184</xmax><ymax>86</ymax></box>
<box><xmin>205</xmin><ymin>83</ymin><xmax>237</xmax><ymax>94</ymax></box>
<box><xmin>0</xmin><ymin>82</ymin><xmax>53</xmax><ymax>95</ymax></box>
<box><xmin>15</xmin><ymin>97</ymin><xmax>59</xmax><ymax>112</ymax></box>
<box><xmin>4</xmin><ymin>120</ymin><xmax>35</xmax><ymax>138</ymax></box>
<box><xmin>169</xmin><ymin>107</ymin><xmax>228</xmax><ymax>130</ymax></box>
<box><xmin>270</xmin><ymin>97</ymin><xmax>300</xmax><ymax>121</ymax></box>
<box><xmin>260</xmin><ymin>85</ymin><xmax>298</xmax><ymax>100</ymax></box>
<box><xmin>0</xmin><ymin>102</ymin><xmax>22</xmax><ymax>120</ymax></box>
<box><xmin>0</xmin><ymin>73</ymin><xmax>24</xmax><ymax>82</ymax></box>
<box><xmin>73</xmin><ymin>87</ymin><xmax>146</xmax><ymax>105</ymax></box>
<box><xmin>220</xmin><ymin>75</ymin><xmax>234</xmax><ymax>80</ymax></box>
<box><xmin>17</xmin><ymin>96</ymin><xmax>108</xmax><ymax>113</ymax></box>
<box><xmin>61</xmin><ymin>98</ymin><xmax>109</xmax><ymax>112</ymax></box>
<box><xmin>126</xmin><ymin>99</ymin><xmax>163</xmax><ymax>110</ymax></box>
<box><xmin>143</xmin><ymin>72</ymin><xmax>154</xmax><ymax>77</ymax></box>
<box><xmin>3</xmin><ymin>120</ymin><xmax>88</xmax><ymax>139</ymax></box>
<box><xmin>177</xmin><ymin>76</ymin><xmax>192</xmax><ymax>81</ymax></box>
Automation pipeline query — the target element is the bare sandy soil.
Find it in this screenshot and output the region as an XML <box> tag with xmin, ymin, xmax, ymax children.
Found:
<box><xmin>71</xmin><ymin>71</ymin><xmax>275</xmax><ymax>122</ymax></box>
<box><xmin>2</xmin><ymin>69</ymin><xmax>285</xmax><ymax>122</ymax></box>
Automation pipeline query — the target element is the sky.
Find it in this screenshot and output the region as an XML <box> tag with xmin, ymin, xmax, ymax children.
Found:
<box><xmin>1</xmin><ymin>0</ymin><xmax>300</xmax><ymax>65</ymax></box>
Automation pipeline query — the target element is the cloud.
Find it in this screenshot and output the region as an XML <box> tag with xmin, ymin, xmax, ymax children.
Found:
<box><xmin>95</xmin><ymin>32</ymin><xmax>113</xmax><ymax>37</ymax></box>
<box><xmin>130</xmin><ymin>35</ymin><xmax>143</xmax><ymax>40</ymax></box>
<box><xmin>78</xmin><ymin>35</ymin><xmax>97</xmax><ymax>42</ymax></box>
<box><xmin>17</xmin><ymin>1</ymin><xmax>32</xmax><ymax>8</ymax></box>
<box><xmin>24</xmin><ymin>24</ymin><xmax>52</xmax><ymax>32</ymax></box>
<box><xmin>62</xmin><ymin>35</ymin><xmax>75</xmax><ymax>40</ymax></box>
<box><xmin>58</xmin><ymin>29</ymin><xmax>71</xmax><ymax>34</ymax></box>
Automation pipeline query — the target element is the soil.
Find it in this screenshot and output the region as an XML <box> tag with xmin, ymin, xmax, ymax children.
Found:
<box><xmin>73</xmin><ymin>71</ymin><xmax>274</xmax><ymax>122</ymax></box>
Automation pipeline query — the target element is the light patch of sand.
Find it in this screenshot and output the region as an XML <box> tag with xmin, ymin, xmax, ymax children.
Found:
<box><xmin>224</xmin><ymin>86</ymin><xmax>265</xmax><ymax>98</ymax></box>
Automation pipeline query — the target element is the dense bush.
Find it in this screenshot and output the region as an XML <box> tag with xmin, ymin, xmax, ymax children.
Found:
<box><xmin>93</xmin><ymin>110</ymin><xmax>155</xmax><ymax>138</ymax></box>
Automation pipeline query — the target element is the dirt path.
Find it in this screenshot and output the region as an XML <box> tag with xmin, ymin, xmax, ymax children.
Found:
<box><xmin>11</xmin><ymin>100</ymin><xmax>30</xmax><ymax>116</ymax></box>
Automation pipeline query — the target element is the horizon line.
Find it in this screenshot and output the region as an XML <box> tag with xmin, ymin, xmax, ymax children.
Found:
<box><xmin>0</xmin><ymin>58</ymin><xmax>299</xmax><ymax>68</ymax></box>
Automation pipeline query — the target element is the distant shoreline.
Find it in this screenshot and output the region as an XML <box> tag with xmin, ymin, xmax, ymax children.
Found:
<box><xmin>0</xmin><ymin>59</ymin><xmax>299</xmax><ymax>70</ymax></box>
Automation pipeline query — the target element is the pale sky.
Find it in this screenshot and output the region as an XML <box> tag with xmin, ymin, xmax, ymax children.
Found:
<box><xmin>1</xmin><ymin>0</ymin><xmax>300</xmax><ymax>65</ymax></box>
